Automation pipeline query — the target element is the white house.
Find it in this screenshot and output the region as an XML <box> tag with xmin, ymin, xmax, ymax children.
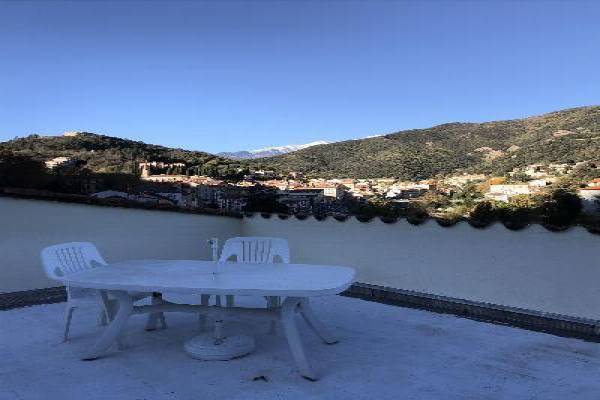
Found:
<box><xmin>579</xmin><ymin>188</ymin><xmax>600</xmax><ymax>214</ymax></box>
<box><xmin>44</xmin><ymin>157</ymin><xmax>71</xmax><ymax>169</ymax></box>
<box><xmin>485</xmin><ymin>184</ymin><xmax>532</xmax><ymax>202</ymax></box>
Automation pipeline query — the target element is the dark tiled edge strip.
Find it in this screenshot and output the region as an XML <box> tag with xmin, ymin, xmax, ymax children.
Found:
<box><xmin>0</xmin><ymin>286</ymin><xmax>66</xmax><ymax>311</ymax></box>
<box><xmin>3</xmin><ymin>284</ymin><xmax>600</xmax><ymax>343</ymax></box>
<box><xmin>343</xmin><ymin>283</ymin><xmax>600</xmax><ymax>343</ymax></box>
<box><xmin>245</xmin><ymin>211</ymin><xmax>600</xmax><ymax>236</ymax></box>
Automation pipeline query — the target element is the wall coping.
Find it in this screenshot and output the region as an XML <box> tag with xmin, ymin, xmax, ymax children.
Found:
<box><xmin>0</xmin><ymin>187</ymin><xmax>243</xmax><ymax>219</ymax></box>
<box><xmin>345</xmin><ymin>283</ymin><xmax>600</xmax><ymax>342</ymax></box>
<box><xmin>3</xmin><ymin>187</ymin><xmax>599</xmax><ymax>235</ymax></box>
<box><xmin>243</xmin><ymin>211</ymin><xmax>600</xmax><ymax>236</ymax></box>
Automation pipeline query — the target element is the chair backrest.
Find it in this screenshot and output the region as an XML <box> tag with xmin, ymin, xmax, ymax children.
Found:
<box><xmin>41</xmin><ymin>242</ymin><xmax>107</xmax><ymax>280</ymax></box>
<box><xmin>219</xmin><ymin>237</ymin><xmax>290</xmax><ymax>264</ymax></box>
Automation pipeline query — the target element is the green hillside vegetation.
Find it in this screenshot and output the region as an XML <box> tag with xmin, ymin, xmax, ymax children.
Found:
<box><xmin>253</xmin><ymin>106</ymin><xmax>600</xmax><ymax>179</ymax></box>
<box><xmin>0</xmin><ymin>132</ymin><xmax>240</xmax><ymax>177</ymax></box>
<box><xmin>1</xmin><ymin>106</ymin><xmax>599</xmax><ymax>182</ymax></box>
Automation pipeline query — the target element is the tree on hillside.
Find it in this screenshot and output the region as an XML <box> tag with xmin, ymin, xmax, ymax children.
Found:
<box><xmin>452</xmin><ymin>183</ymin><xmax>484</xmax><ymax>208</ymax></box>
<box><xmin>420</xmin><ymin>191</ymin><xmax>451</xmax><ymax>212</ymax></box>
<box><xmin>243</xmin><ymin>187</ymin><xmax>288</xmax><ymax>214</ymax></box>
<box><xmin>541</xmin><ymin>188</ymin><xmax>582</xmax><ymax>227</ymax></box>
<box><xmin>0</xmin><ymin>152</ymin><xmax>51</xmax><ymax>189</ymax></box>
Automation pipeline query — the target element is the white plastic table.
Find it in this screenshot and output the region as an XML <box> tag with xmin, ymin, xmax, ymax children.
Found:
<box><xmin>61</xmin><ymin>260</ymin><xmax>356</xmax><ymax>380</ymax></box>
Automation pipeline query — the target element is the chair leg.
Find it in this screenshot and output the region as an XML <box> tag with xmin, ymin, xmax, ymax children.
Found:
<box><xmin>99</xmin><ymin>290</ymin><xmax>111</xmax><ymax>326</ymax></box>
<box><xmin>63</xmin><ymin>306</ymin><xmax>75</xmax><ymax>342</ymax></box>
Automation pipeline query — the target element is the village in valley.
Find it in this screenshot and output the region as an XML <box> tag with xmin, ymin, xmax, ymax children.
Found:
<box><xmin>39</xmin><ymin>155</ymin><xmax>600</xmax><ymax>219</ymax></box>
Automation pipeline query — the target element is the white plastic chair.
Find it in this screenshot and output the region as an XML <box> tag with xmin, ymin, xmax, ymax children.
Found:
<box><xmin>219</xmin><ymin>236</ymin><xmax>290</xmax><ymax>307</ymax></box>
<box><xmin>224</xmin><ymin>237</ymin><xmax>289</xmax><ymax>335</ymax></box>
<box><xmin>41</xmin><ymin>242</ymin><xmax>155</xmax><ymax>341</ymax></box>
<box><xmin>201</xmin><ymin>237</ymin><xmax>338</xmax><ymax>345</ymax></box>
<box><xmin>219</xmin><ymin>236</ymin><xmax>291</xmax><ymax>265</ymax></box>
<box><xmin>214</xmin><ymin>236</ymin><xmax>337</xmax><ymax>345</ymax></box>
<box><xmin>199</xmin><ymin>237</ymin><xmax>290</xmax><ymax>332</ymax></box>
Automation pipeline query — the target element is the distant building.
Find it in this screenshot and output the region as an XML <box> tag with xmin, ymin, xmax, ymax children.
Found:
<box><xmin>142</xmin><ymin>174</ymin><xmax>189</xmax><ymax>183</ymax></box>
<box><xmin>579</xmin><ymin>188</ymin><xmax>600</xmax><ymax>214</ymax></box>
<box><xmin>528</xmin><ymin>179</ymin><xmax>551</xmax><ymax>188</ymax></box>
<box><xmin>288</xmin><ymin>171</ymin><xmax>304</xmax><ymax>179</ymax></box>
<box><xmin>310</xmin><ymin>184</ymin><xmax>346</xmax><ymax>199</ymax></box>
<box><xmin>444</xmin><ymin>174</ymin><xmax>486</xmax><ymax>187</ymax></box>
<box><xmin>339</xmin><ymin>179</ymin><xmax>356</xmax><ymax>190</ymax></box>
<box><xmin>262</xmin><ymin>179</ymin><xmax>290</xmax><ymax>190</ymax></box>
<box><xmin>45</xmin><ymin>157</ymin><xmax>72</xmax><ymax>169</ymax></box>
<box><xmin>485</xmin><ymin>184</ymin><xmax>532</xmax><ymax>202</ymax></box>
<box><xmin>140</xmin><ymin>163</ymin><xmax>150</xmax><ymax>178</ymax></box>
<box><xmin>587</xmin><ymin>178</ymin><xmax>600</xmax><ymax>188</ymax></box>
<box><xmin>246</xmin><ymin>170</ymin><xmax>277</xmax><ymax>180</ymax></box>
<box><xmin>195</xmin><ymin>184</ymin><xmax>246</xmax><ymax>211</ymax></box>
<box><xmin>235</xmin><ymin>181</ymin><xmax>257</xmax><ymax>188</ymax></box>
<box><xmin>522</xmin><ymin>164</ymin><xmax>549</xmax><ymax>179</ymax></box>
<box><xmin>284</xmin><ymin>184</ymin><xmax>346</xmax><ymax>200</ymax></box>
<box><xmin>484</xmin><ymin>193</ymin><xmax>510</xmax><ymax>202</ymax></box>
<box><xmin>548</xmin><ymin>163</ymin><xmax>570</xmax><ymax>174</ymax></box>
<box><xmin>386</xmin><ymin>181</ymin><xmax>429</xmax><ymax>199</ymax></box>
<box><xmin>139</xmin><ymin>161</ymin><xmax>185</xmax><ymax>169</ymax></box>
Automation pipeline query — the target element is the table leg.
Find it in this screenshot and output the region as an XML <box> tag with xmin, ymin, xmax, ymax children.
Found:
<box><xmin>104</xmin><ymin>297</ymin><xmax>128</xmax><ymax>350</ymax></box>
<box><xmin>83</xmin><ymin>290</ymin><xmax>133</xmax><ymax>360</ymax></box>
<box><xmin>298</xmin><ymin>298</ymin><xmax>338</xmax><ymax>345</ymax></box>
<box><xmin>198</xmin><ymin>294</ymin><xmax>211</xmax><ymax>331</ymax></box>
<box><xmin>266</xmin><ymin>296</ymin><xmax>279</xmax><ymax>335</ymax></box>
<box><xmin>280</xmin><ymin>297</ymin><xmax>317</xmax><ymax>381</ymax></box>
<box><xmin>145</xmin><ymin>292</ymin><xmax>167</xmax><ymax>331</ymax></box>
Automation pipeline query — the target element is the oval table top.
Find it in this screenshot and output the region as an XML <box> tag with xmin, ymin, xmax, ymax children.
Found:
<box><xmin>61</xmin><ymin>260</ymin><xmax>356</xmax><ymax>297</ymax></box>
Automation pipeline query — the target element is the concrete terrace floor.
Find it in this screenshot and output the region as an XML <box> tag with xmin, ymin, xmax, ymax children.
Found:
<box><xmin>1</xmin><ymin>295</ymin><xmax>599</xmax><ymax>400</ymax></box>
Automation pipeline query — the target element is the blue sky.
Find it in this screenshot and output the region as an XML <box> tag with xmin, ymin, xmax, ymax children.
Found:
<box><xmin>0</xmin><ymin>1</ymin><xmax>599</xmax><ymax>153</ymax></box>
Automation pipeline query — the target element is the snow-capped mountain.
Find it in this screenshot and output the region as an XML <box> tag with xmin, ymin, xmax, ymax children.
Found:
<box><xmin>218</xmin><ymin>140</ymin><xmax>329</xmax><ymax>159</ymax></box>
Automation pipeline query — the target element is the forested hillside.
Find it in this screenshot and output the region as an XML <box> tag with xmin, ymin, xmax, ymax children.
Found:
<box><xmin>0</xmin><ymin>132</ymin><xmax>240</xmax><ymax>176</ymax></box>
<box><xmin>253</xmin><ymin>106</ymin><xmax>600</xmax><ymax>179</ymax></box>
<box><xmin>2</xmin><ymin>106</ymin><xmax>599</xmax><ymax>181</ymax></box>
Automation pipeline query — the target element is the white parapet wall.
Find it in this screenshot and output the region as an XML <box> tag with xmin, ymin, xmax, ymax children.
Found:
<box><xmin>0</xmin><ymin>197</ymin><xmax>241</xmax><ymax>293</ymax></box>
<box><xmin>241</xmin><ymin>215</ymin><xmax>600</xmax><ymax>321</ymax></box>
<box><xmin>4</xmin><ymin>197</ymin><xmax>600</xmax><ymax>322</ymax></box>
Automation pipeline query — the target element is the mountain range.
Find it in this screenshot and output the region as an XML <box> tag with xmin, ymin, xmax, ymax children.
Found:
<box><xmin>1</xmin><ymin>105</ymin><xmax>599</xmax><ymax>180</ymax></box>
<box><xmin>255</xmin><ymin>105</ymin><xmax>600</xmax><ymax>179</ymax></box>
<box><xmin>218</xmin><ymin>141</ymin><xmax>329</xmax><ymax>159</ymax></box>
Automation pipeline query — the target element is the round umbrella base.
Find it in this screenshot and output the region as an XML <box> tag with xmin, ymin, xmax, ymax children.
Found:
<box><xmin>184</xmin><ymin>333</ymin><xmax>255</xmax><ymax>361</ymax></box>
